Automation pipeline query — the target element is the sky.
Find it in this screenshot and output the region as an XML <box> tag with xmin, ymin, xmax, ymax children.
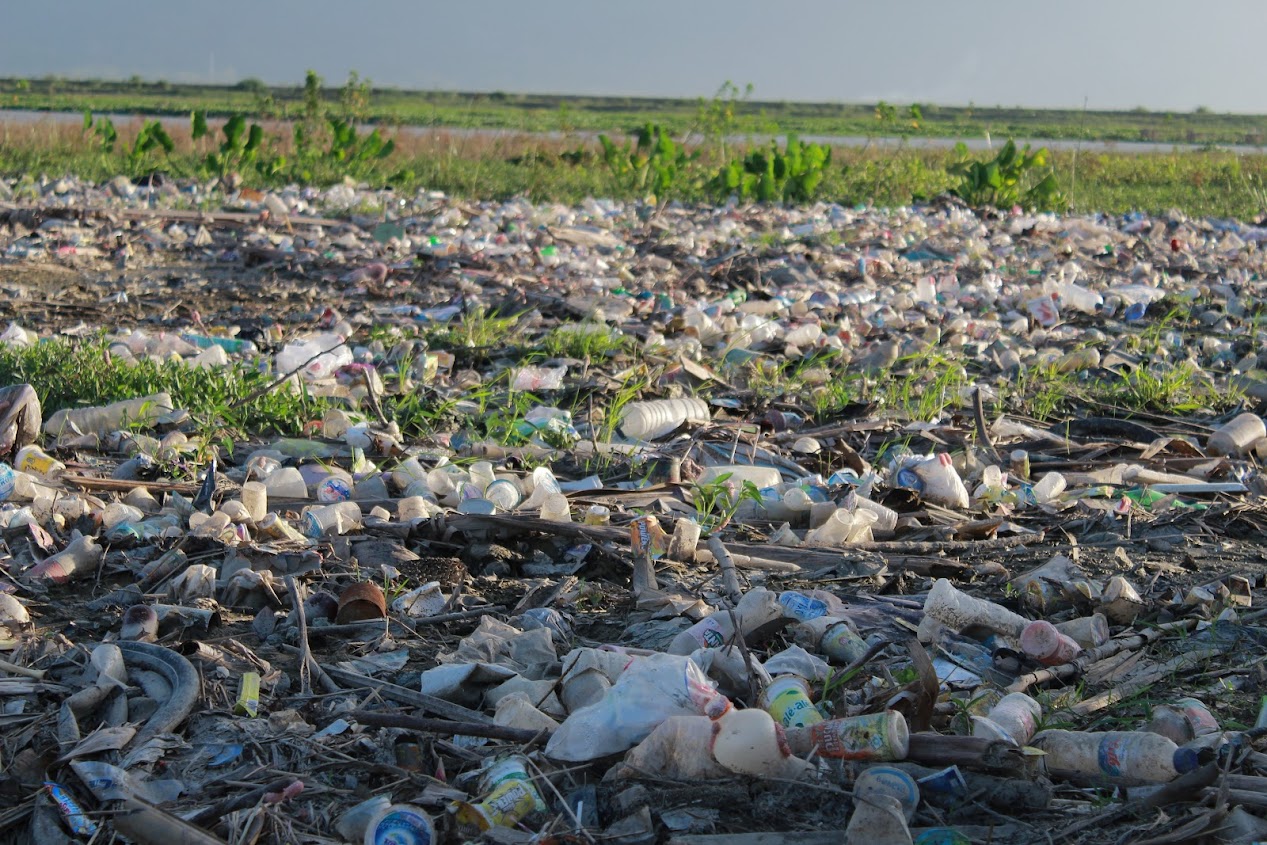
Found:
<box><xmin>1</xmin><ymin>0</ymin><xmax>1264</xmax><ymax>112</ymax></box>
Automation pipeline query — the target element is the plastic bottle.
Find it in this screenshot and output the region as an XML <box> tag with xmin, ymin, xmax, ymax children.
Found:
<box><xmin>922</xmin><ymin>579</ymin><xmax>1029</xmax><ymax>640</ymax></box>
<box><xmin>1031</xmin><ymin>730</ymin><xmax>1199</xmax><ymax>783</ymax></box>
<box><xmin>785</xmin><ymin>710</ymin><xmax>910</xmax><ymax>761</ymax></box>
<box><xmin>15</xmin><ymin>445</ymin><xmax>64</xmax><ymax>479</ymax></box>
<box><xmin>791</xmin><ymin>616</ymin><xmax>870</xmax><ymax>665</ymax></box>
<box><xmin>1055</xmin><ymin>614</ymin><xmax>1110</xmax><ymax>648</ymax></box>
<box><xmin>1146</xmin><ymin>699</ymin><xmax>1220</xmax><ymax>745</ymax></box>
<box><xmin>1019</xmin><ymin>620</ymin><xmax>1082</xmax><ymax>666</ymax></box>
<box><xmin>25</xmin><ymin>532</ymin><xmax>103</xmax><ymax>583</ymax></box>
<box><xmin>709</xmin><ymin>700</ymin><xmax>808</xmax><ymax>778</ymax></box>
<box><xmin>779</xmin><ymin>591</ymin><xmax>830</xmax><ymax>621</ymax></box>
<box><xmin>44</xmin><ymin>393</ymin><xmax>175</xmax><ymax>438</ymax></box>
<box><xmin>275</xmin><ymin>333</ymin><xmax>351</xmax><ymax>381</ymax></box>
<box><xmin>668</xmin><ymin>588</ymin><xmax>785</xmax><ymax>654</ymax></box>
<box><xmin>1207</xmin><ymin>412</ymin><xmax>1266</xmax><ymax>456</ymax></box>
<box><xmin>971</xmin><ymin>692</ymin><xmax>1041</xmax><ymax>746</ymax></box>
<box><xmin>617</xmin><ymin>398</ymin><xmax>711</xmax><ymax>441</ymax></box>
<box><xmin>697</xmin><ymin>464</ymin><xmax>783</xmax><ymax>489</ymax></box>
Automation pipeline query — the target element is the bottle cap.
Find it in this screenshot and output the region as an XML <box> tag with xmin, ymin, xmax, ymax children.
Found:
<box><xmin>1172</xmin><ymin>747</ymin><xmax>1200</xmax><ymax>775</ymax></box>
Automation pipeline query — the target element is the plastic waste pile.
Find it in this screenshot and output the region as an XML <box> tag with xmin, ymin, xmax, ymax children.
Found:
<box><xmin>6</xmin><ymin>175</ymin><xmax>1267</xmax><ymax>842</ymax></box>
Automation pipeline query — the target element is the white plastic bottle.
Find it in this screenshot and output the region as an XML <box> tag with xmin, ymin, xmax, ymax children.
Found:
<box><xmin>617</xmin><ymin>398</ymin><xmax>710</xmax><ymax>441</ymax></box>
<box><xmin>668</xmin><ymin>588</ymin><xmax>785</xmax><ymax>655</ymax></box>
<box><xmin>709</xmin><ymin>699</ymin><xmax>808</xmax><ymax>778</ymax></box>
<box><xmin>1031</xmin><ymin>730</ymin><xmax>1199</xmax><ymax>783</ymax></box>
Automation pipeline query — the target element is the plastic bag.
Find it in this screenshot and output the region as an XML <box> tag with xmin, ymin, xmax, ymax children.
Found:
<box><xmin>545</xmin><ymin>652</ymin><xmax>722</xmax><ymax>761</ymax></box>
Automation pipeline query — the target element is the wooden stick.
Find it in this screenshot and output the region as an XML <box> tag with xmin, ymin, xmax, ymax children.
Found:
<box><xmin>0</xmin><ymin>658</ymin><xmax>45</xmax><ymax>681</ymax></box>
<box><xmin>708</xmin><ymin>535</ymin><xmax>742</xmax><ymax>602</ymax></box>
<box><xmin>348</xmin><ymin>710</ymin><xmax>549</xmax><ymax>744</ymax></box>
<box><xmin>322</xmin><ymin>667</ymin><xmax>493</xmax><ymax>724</ymax></box>
<box><xmin>284</xmin><ymin>576</ymin><xmax>312</xmax><ymax>696</ymax></box>
<box><xmin>1008</xmin><ymin>618</ymin><xmax>1200</xmax><ymax>694</ymax></box>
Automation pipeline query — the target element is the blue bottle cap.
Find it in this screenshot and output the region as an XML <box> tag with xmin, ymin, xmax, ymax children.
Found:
<box><xmin>1173</xmin><ymin>747</ymin><xmax>1200</xmax><ymax>774</ymax></box>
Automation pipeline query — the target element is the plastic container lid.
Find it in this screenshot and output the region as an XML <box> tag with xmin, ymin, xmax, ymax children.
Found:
<box><xmin>364</xmin><ymin>803</ymin><xmax>434</xmax><ymax>845</ymax></box>
<box><xmin>1172</xmin><ymin>747</ymin><xmax>1200</xmax><ymax>775</ymax></box>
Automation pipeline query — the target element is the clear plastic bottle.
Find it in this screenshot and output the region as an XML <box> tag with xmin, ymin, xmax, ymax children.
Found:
<box><xmin>779</xmin><ymin>591</ymin><xmax>830</xmax><ymax>621</ymax></box>
<box><xmin>617</xmin><ymin>398</ymin><xmax>711</xmax><ymax>441</ymax></box>
<box><xmin>44</xmin><ymin>393</ymin><xmax>174</xmax><ymax>438</ymax></box>
<box><xmin>668</xmin><ymin>588</ymin><xmax>785</xmax><ymax>654</ymax></box>
<box><xmin>1031</xmin><ymin>730</ymin><xmax>1199</xmax><ymax>783</ymax></box>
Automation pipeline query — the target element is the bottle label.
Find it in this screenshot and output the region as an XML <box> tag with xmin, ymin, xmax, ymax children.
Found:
<box><xmin>779</xmin><ymin>592</ymin><xmax>828</xmax><ymax>622</ymax></box>
<box><xmin>685</xmin><ymin>616</ymin><xmax>727</xmax><ymax>649</ymax></box>
<box><xmin>1097</xmin><ymin>735</ymin><xmax>1129</xmax><ymax>778</ymax></box>
<box><xmin>766</xmin><ymin>686</ymin><xmax>824</xmax><ymax>729</ymax></box>
<box><xmin>807</xmin><ymin>712</ymin><xmax>897</xmax><ymax>760</ymax></box>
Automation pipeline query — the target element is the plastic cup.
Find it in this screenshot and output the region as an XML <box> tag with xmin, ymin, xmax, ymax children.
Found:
<box><xmin>240</xmin><ymin>481</ymin><xmax>267</xmax><ymax>523</ymax></box>
<box><xmin>854</xmin><ymin>766</ymin><xmax>920</xmax><ymax>822</ymax></box>
<box><xmin>761</xmin><ymin>675</ymin><xmax>823</xmax><ymax>729</ymax></box>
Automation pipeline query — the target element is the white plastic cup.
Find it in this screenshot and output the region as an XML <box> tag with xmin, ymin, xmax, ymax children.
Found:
<box><xmin>240</xmin><ymin>481</ymin><xmax>267</xmax><ymax>523</ymax></box>
<box><xmin>539</xmin><ymin>494</ymin><xmax>571</xmax><ymax>522</ymax></box>
<box><xmin>1208</xmin><ymin>412</ymin><xmax>1266</xmax><ymax>456</ymax></box>
<box><xmin>485</xmin><ymin>479</ymin><xmax>522</xmax><ymax>511</ymax></box>
<box><xmin>265</xmin><ymin>466</ymin><xmax>307</xmax><ymax>499</ymax></box>
<box><xmin>396</xmin><ymin>496</ymin><xmax>431</xmax><ymax>522</ymax></box>
<box><xmin>853</xmin><ymin>766</ymin><xmax>920</xmax><ymax>823</ymax></box>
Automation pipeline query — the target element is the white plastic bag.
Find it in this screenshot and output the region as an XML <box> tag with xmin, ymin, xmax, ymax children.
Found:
<box><xmin>545</xmin><ymin>652</ymin><xmax>721</xmax><ymax>761</ymax></box>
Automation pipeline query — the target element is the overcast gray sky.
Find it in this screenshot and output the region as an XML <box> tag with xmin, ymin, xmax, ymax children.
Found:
<box><xmin>2</xmin><ymin>0</ymin><xmax>1264</xmax><ymax>112</ymax></box>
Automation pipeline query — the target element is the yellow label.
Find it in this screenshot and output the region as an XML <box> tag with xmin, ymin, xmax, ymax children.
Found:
<box><xmin>235</xmin><ymin>672</ymin><xmax>260</xmax><ymax>717</ymax></box>
<box><xmin>767</xmin><ymin>687</ymin><xmax>823</xmax><ymax>729</ymax></box>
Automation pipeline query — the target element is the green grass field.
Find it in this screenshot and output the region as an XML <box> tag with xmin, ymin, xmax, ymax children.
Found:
<box><xmin>5</xmin><ymin>75</ymin><xmax>1267</xmax><ymax>146</ymax></box>
<box><xmin>4</xmin><ymin>75</ymin><xmax>1267</xmax><ymax>220</ymax></box>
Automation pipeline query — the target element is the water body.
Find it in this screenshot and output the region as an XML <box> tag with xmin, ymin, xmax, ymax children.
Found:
<box><xmin>3</xmin><ymin>108</ymin><xmax>1264</xmax><ymax>155</ymax></box>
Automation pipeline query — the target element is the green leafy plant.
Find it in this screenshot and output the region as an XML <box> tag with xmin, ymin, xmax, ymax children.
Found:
<box><xmin>193</xmin><ymin>112</ymin><xmax>266</xmax><ymax>179</ymax></box>
<box><xmin>710</xmin><ymin>134</ymin><xmax>832</xmax><ymax>203</ymax></box>
<box><xmin>691</xmin><ymin>472</ymin><xmax>764</xmax><ymax>533</ymax></box>
<box><xmin>325</xmin><ymin>116</ymin><xmax>396</xmax><ymax>168</ymax></box>
<box><xmin>82</xmin><ymin>111</ymin><xmax>118</xmax><ymax>153</ymax></box>
<box><xmin>598</xmin><ymin>123</ymin><xmax>699</xmax><ymax>200</ymax></box>
<box><xmin>948</xmin><ymin>139</ymin><xmax>1067</xmax><ymax>210</ymax></box>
